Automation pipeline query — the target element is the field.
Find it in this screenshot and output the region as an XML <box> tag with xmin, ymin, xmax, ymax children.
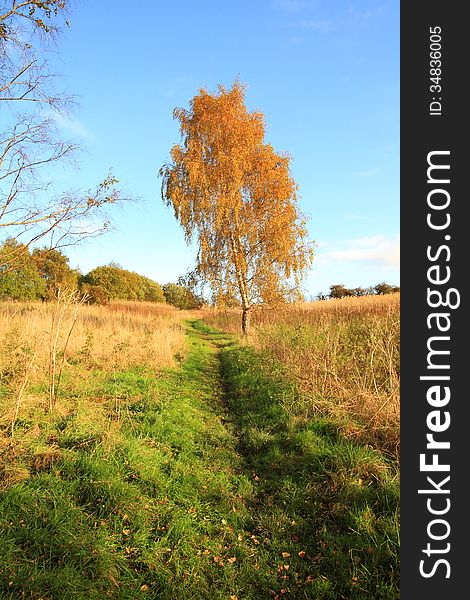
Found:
<box><xmin>0</xmin><ymin>296</ymin><xmax>399</xmax><ymax>599</ymax></box>
<box><xmin>203</xmin><ymin>294</ymin><xmax>400</xmax><ymax>458</ymax></box>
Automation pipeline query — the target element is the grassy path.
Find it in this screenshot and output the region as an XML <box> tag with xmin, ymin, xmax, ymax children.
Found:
<box><xmin>0</xmin><ymin>320</ymin><xmax>399</xmax><ymax>599</ymax></box>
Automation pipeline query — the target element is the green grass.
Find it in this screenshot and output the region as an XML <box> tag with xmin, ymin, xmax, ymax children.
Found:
<box><xmin>219</xmin><ymin>338</ymin><xmax>399</xmax><ymax>599</ymax></box>
<box><xmin>0</xmin><ymin>320</ymin><xmax>399</xmax><ymax>599</ymax></box>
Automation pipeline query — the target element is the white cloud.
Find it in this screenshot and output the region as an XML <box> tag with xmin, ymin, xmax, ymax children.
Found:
<box><xmin>299</xmin><ymin>19</ymin><xmax>335</xmax><ymax>32</ymax></box>
<box><xmin>349</xmin><ymin>167</ymin><xmax>381</xmax><ymax>178</ymax></box>
<box><xmin>343</xmin><ymin>212</ymin><xmax>370</xmax><ymax>222</ymax></box>
<box><xmin>320</xmin><ymin>234</ymin><xmax>400</xmax><ymax>268</ymax></box>
<box><xmin>52</xmin><ymin>113</ymin><xmax>95</xmax><ymax>141</ymax></box>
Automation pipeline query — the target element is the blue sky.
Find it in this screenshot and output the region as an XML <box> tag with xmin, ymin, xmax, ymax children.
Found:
<box><xmin>50</xmin><ymin>0</ymin><xmax>399</xmax><ymax>298</ymax></box>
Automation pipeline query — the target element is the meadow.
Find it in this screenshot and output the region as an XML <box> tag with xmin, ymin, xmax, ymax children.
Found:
<box><xmin>203</xmin><ymin>294</ymin><xmax>400</xmax><ymax>458</ymax></box>
<box><xmin>0</xmin><ymin>295</ymin><xmax>399</xmax><ymax>599</ymax></box>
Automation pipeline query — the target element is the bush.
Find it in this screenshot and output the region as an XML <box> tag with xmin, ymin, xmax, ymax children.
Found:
<box><xmin>81</xmin><ymin>265</ymin><xmax>165</xmax><ymax>303</ymax></box>
<box><xmin>0</xmin><ymin>240</ymin><xmax>46</xmax><ymax>300</ymax></box>
<box><xmin>80</xmin><ymin>284</ymin><xmax>109</xmax><ymax>305</ymax></box>
<box><xmin>162</xmin><ymin>283</ymin><xmax>203</xmax><ymax>310</ymax></box>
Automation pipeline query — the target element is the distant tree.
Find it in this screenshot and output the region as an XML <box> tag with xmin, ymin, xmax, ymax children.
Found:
<box><xmin>32</xmin><ymin>248</ymin><xmax>78</xmax><ymax>299</ymax></box>
<box><xmin>160</xmin><ymin>82</ymin><xmax>313</xmax><ymax>334</ymax></box>
<box><xmin>352</xmin><ymin>287</ymin><xmax>367</xmax><ymax>297</ymax></box>
<box><xmin>141</xmin><ymin>276</ymin><xmax>166</xmax><ymax>303</ymax></box>
<box><xmin>79</xmin><ymin>283</ymin><xmax>109</xmax><ymax>305</ymax></box>
<box><xmin>81</xmin><ymin>265</ymin><xmax>165</xmax><ymax>303</ymax></box>
<box><xmin>0</xmin><ymin>2</ymin><xmax>131</xmax><ymax>269</ymax></box>
<box><xmin>162</xmin><ymin>283</ymin><xmax>186</xmax><ymax>308</ymax></box>
<box><xmin>163</xmin><ymin>283</ymin><xmax>203</xmax><ymax>310</ymax></box>
<box><xmin>82</xmin><ymin>266</ymin><xmax>126</xmax><ymax>300</ymax></box>
<box><xmin>328</xmin><ymin>284</ymin><xmax>353</xmax><ymax>299</ymax></box>
<box><xmin>0</xmin><ymin>239</ymin><xmax>45</xmax><ymax>300</ymax></box>
<box><xmin>374</xmin><ymin>282</ymin><xmax>400</xmax><ymax>295</ymax></box>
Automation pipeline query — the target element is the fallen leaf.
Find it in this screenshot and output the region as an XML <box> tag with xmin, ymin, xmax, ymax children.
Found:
<box><xmin>313</xmin><ymin>553</ymin><xmax>322</xmax><ymax>562</ymax></box>
<box><xmin>140</xmin><ymin>584</ymin><xmax>149</xmax><ymax>592</ymax></box>
<box><xmin>298</xmin><ymin>551</ymin><xmax>306</xmax><ymax>558</ymax></box>
<box><xmin>281</xmin><ymin>552</ymin><xmax>291</xmax><ymax>558</ymax></box>
<box><xmin>228</xmin><ymin>557</ymin><xmax>237</xmax><ymax>564</ymax></box>
<box><xmin>122</xmin><ymin>529</ymin><xmax>130</xmax><ymax>535</ymax></box>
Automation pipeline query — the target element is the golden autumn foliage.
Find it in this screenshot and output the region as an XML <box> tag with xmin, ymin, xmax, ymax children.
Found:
<box><xmin>160</xmin><ymin>82</ymin><xmax>313</xmax><ymax>333</ymax></box>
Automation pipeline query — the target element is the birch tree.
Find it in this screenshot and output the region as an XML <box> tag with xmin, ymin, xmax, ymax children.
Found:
<box><xmin>160</xmin><ymin>82</ymin><xmax>313</xmax><ymax>334</ymax></box>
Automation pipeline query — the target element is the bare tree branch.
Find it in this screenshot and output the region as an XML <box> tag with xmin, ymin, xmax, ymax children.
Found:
<box><xmin>0</xmin><ymin>2</ymin><xmax>134</xmax><ymax>270</ymax></box>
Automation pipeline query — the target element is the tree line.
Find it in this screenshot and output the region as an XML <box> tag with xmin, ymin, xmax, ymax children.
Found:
<box><xmin>0</xmin><ymin>239</ymin><xmax>202</xmax><ymax>309</ymax></box>
<box><xmin>317</xmin><ymin>282</ymin><xmax>400</xmax><ymax>300</ymax></box>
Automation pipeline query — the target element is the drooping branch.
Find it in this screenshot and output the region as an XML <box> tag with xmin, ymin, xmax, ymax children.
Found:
<box><xmin>161</xmin><ymin>82</ymin><xmax>314</xmax><ymax>334</ymax></box>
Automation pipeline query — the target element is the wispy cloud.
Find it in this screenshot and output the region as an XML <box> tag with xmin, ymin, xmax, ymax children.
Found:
<box><xmin>278</xmin><ymin>2</ymin><xmax>386</xmax><ymax>46</ymax></box>
<box><xmin>349</xmin><ymin>167</ymin><xmax>381</xmax><ymax>178</ymax></box>
<box><xmin>343</xmin><ymin>212</ymin><xmax>370</xmax><ymax>222</ymax></box>
<box><xmin>51</xmin><ymin>113</ymin><xmax>95</xmax><ymax>141</ymax></box>
<box><xmin>299</xmin><ymin>18</ymin><xmax>335</xmax><ymax>32</ymax></box>
<box><xmin>272</xmin><ymin>0</ymin><xmax>318</xmax><ymax>13</ymax></box>
<box><xmin>320</xmin><ymin>234</ymin><xmax>400</xmax><ymax>268</ymax></box>
<box><xmin>344</xmin><ymin>4</ymin><xmax>386</xmax><ymax>26</ymax></box>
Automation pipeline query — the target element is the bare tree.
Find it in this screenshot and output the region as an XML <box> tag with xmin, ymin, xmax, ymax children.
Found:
<box><xmin>0</xmin><ymin>1</ymin><xmax>130</xmax><ymax>269</ymax></box>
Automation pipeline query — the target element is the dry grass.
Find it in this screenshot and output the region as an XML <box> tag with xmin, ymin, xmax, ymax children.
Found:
<box><xmin>0</xmin><ymin>300</ymin><xmax>189</xmax><ymax>373</ymax></box>
<box><xmin>0</xmin><ymin>300</ymin><xmax>192</xmax><ymax>431</ymax></box>
<box><xmin>204</xmin><ymin>294</ymin><xmax>400</xmax><ymax>457</ymax></box>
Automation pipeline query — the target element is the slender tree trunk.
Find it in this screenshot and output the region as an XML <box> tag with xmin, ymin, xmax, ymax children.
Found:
<box><xmin>229</xmin><ymin>229</ymin><xmax>251</xmax><ymax>336</ymax></box>
<box><xmin>242</xmin><ymin>307</ymin><xmax>250</xmax><ymax>336</ymax></box>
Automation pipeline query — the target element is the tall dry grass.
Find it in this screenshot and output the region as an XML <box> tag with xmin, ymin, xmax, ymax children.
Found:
<box><xmin>0</xmin><ymin>300</ymin><xmax>188</xmax><ymax>372</ymax></box>
<box><xmin>0</xmin><ymin>300</ymin><xmax>190</xmax><ymax>432</ymax></box>
<box><xmin>204</xmin><ymin>294</ymin><xmax>400</xmax><ymax>457</ymax></box>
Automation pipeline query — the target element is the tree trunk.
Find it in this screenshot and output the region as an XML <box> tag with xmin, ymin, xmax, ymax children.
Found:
<box><xmin>242</xmin><ymin>307</ymin><xmax>250</xmax><ymax>336</ymax></box>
